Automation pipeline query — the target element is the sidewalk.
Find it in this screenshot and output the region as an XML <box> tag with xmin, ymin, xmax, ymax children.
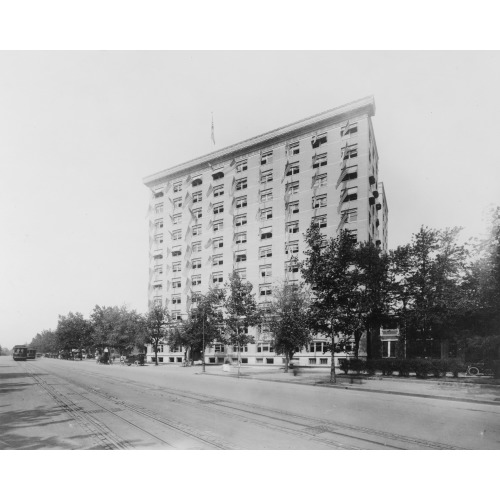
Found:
<box><xmin>197</xmin><ymin>364</ymin><xmax>500</xmax><ymax>406</ymax></box>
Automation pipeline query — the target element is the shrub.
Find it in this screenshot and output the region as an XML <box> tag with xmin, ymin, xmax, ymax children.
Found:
<box><xmin>394</xmin><ymin>358</ymin><xmax>411</xmax><ymax>377</ymax></box>
<box><xmin>350</xmin><ymin>358</ymin><xmax>366</xmax><ymax>374</ymax></box>
<box><xmin>412</xmin><ymin>358</ymin><xmax>433</xmax><ymax>379</ymax></box>
<box><xmin>492</xmin><ymin>360</ymin><xmax>500</xmax><ymax>379</ymax></box>
<box><xmin>339</xmin><ymin>358</ymin><xmax>349</xmax><ymax>375</ymax></box>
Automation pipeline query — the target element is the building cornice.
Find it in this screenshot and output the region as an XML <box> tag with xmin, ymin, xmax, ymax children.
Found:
<box><xmin>143</xmin><ymin>95</ymin><xmax>375</xmax><ymax>188</ymax></box>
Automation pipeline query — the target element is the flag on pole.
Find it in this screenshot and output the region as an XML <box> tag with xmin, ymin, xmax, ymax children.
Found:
<box><xmin>211</xmin><ymin>113</ymin><xmax>215</xmax><ymax>146</ymax></box>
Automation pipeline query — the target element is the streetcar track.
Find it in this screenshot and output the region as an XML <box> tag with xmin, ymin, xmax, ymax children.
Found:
<box><xmin>21</xmin><ymin>362</ymin><xmax>231</xmax><ymax>450</ymax></box>
<box><xmin>25</xmin><ymin>361</ymin><xmax>463</xmax><ymax>450</ymax></box>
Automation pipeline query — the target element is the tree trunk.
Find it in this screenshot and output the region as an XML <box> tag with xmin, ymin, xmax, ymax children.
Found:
<box><xmin>330</xmin><ymin>336</ymin><xmax>337</xmax><ymax>383</ymax></box>
<box><xmin>284</xmin><ymin>353</ymin><xmax>289</xmax><ymax>373</ymax></box>
<box><xmin>154</xmin><ymin>344</ymin><xmax>158</xmax><ymax>366</ymax></box>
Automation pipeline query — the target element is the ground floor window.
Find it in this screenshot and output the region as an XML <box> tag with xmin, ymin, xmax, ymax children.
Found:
<box><xmin>158</xmin><ymin>357</ymin><xmax>163</xmax><ymax>363</ymax></box>
<box><xmin>176</xmin><ymin>357</ymin><xmax>182</xmax><ymax>362</ymax></box>
<box><xmin>241</xmin><ymin>358</ymin><xmax>248</xmax><ymax>363</ymax></box>
<box><xmin>169</xmin><ymin>357</ymin><xmax>174</xmax><ymax>362</ymax></box>
<box><xmin>232</xmin><ymin>357</ymin><xmax>238</xmax><ymax>362</ymax></box>
<box><xmin>309</xmin><ymin>358</ymin><xmax>317</xmax><ymax>365</ymax></box>
<box><xmin>382</xmin><ymin>340</ymin><xmax>397</xmax><ymax>358</ymax></box>
<box><xmin>256</xmin><ymin>358</ymin><xmax>263</xmax><ymax>364</ymax></box>
<box><xmin>320</xmin><ymin>358</ymin><xmax>328</xmax><ymax>365</ymax></box>
<box><xmin>217</xmin><ymin>357</ymin><xmax>224</xmax><ymax>363</ymax></box>
<box><xmin>266</xmin><ymin>358</ymin><xmax>274</xmax><ymax>364</ymax></box>
<box><xmin>209</xmin><ymin>357</ymin><xmax>216</xmax><ymax>363</ymax></box>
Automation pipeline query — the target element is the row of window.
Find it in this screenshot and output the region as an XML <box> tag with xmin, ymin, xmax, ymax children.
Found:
<box><xmin>151</xmin><ymin>356</ymin><xmax>330</xmax><ymax>365</ymax></box>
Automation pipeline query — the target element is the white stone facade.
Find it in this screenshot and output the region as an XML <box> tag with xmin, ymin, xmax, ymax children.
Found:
<box><xmin>143</xmin><ymin>96</ymin><xmax>388</xmax><ymax>365</ymax></box>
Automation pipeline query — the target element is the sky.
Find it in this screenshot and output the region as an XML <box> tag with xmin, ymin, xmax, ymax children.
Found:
<box><xmin>1</xmin><ymin>51</ymin><xmax>500</xmax><ymax>349</ymax></box>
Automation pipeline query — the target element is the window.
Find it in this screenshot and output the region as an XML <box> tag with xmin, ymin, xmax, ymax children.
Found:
<box><xmin>212</xmin><ymin>171</ymin><xmax>224</xmax><ymax>181</ymax></box>
<box><xmin>235</xmin><ymin>251</ymin><xmax>247</xmax><ymax>263</ymax></box>
<box><xmin>309</xmin><ymin>358</ymin><xmax>317</xmax><ymax>365</ymax></box>
<box><xmin>154</xmin><ymin>265</ymin><xmax>163</xmax><ymax>278</ymax></box>
<box><xmin>235</xmin><ymin>196</ymin><xmax>247</xmax><ymax>209</ymax></box>
<box><xmin>192</xmin><ymin>208</ymin><xmax>202</xmax><ymax>219</ymax></box>
<box><xmin>213</xmin><ymin>203</ymin><xmax>224</xmax><ymax>215</ymax></box>
<box><xmin>214</xmin><ymin>344</ymin><xmax>224</xmax><ymax>353</ymax></box>
<box><xmin>192</xmin><ymin>191</ymin><xmax>202</xmax><ymax>203</ymax></box>
<box><xmin>256</xmin><ymin>358</ymin><xmax>263</xmax><ymax>364</ymax></box>
<box><xmin>260</xmin><ymin>284</ymin><xmax>272</xmax><ymax>296</ymax></box>
<box><xmin>154</xmin><ymin>219</ymin><xmax>164</xmax><ymax>231</ymax></box>
<box><xmin>341</xmin><ymin>122</ymin><xmax>358</xmax><ymax>137</ymax></box>
<box><xmin>348</xmin><ymin>229</ymin><xmax>358</xmax><ymax>241</ymax></box>
<box><xmin>312</xmin><ymin>195</ymin><xmax>327</xmax><ymax>208</ymax></box>
<box><xmin>191</xmin><ymin>293</ymin><xmax>201</xmax><ymax>304</ymax></box>
<box><xmin>192</xmin><ymin>274</ymin><xmax>201</xmax><ymax>286</ymax></box>
<box><xmin>213</xmin><ymin>220</ymin><xmax>223</xmax><ymax>232</ymax></box>
<box><xmin>266</xmin><ymin>358</ymin><xmax>274</xmax><ymax>364</ymax></box>
<box><xmin>309</xmin><ymin>341</ymin><xmax>328</xmax><ymax>353</ymax></box>
<box><xmin>288</xmin><ymin>141</ymin><xmax>300</xmax><ymax>156</ymax></box>
<box><xmin>173</xmin><ymin>182</ymin><xmax>182</xmax><ymax>193</ymax></box>
<box><xmin>260</xmin><ymin>170</ymin><xmax>273</xmax><ymax>184</ymax></box>
<box><xmin>173</xmin><ymin>197</ymin><xmax>182</xmax><ymax>209</ymax></box>
<box><xmin>213</xmin><ymin>185</ymin><xmax>224</xmax><ymax>197</ymax></box>
<box><xmin>170</xmin><ymin>357</ymin><xmax>175</xmax><ymax>363</ymax></box>
<box><xmin>259</xmin><ymin>246</ymin><xmax>272</xmax><ymax>258</ymax></box>
<box><xmin>172</xmin><ymin>229</ymin><xmax>182</xmax><ymax>240</ymax></box>
<box><xmin>172</xmin><ymin>246</ymin><xmax>182</xmax><ymax>257</ymax></box>
<box><xmin>154</xmin><ymin>190</ymin><xmax>164</xmax><ymax>198</ymax></box>
<box><xmin>236</xmin><ymin>178</ymin><xmax>247</xmax><ymax>191</ymax></box>
<box><xmin>172</xmin><ymin>279</ymin><xmax>181</xmax><ymax>289</ymax></box>
<box><xmin>172</xmin><ymin>214</ymin><xmax>182</xmax><ymax>225</ymax></box>
<box><xmin>235</xmin><ymin>232</ymin><xmax>247</xmax><ymax>244</ymax></box>
<box><xmin>172</xmin><ymin>262</ymin><xmax>181</xmax><ymax>273</ymax></box>
<box><xmin>154</xmin><ymin>254</ymin><xmax>163</xmax><ymax>260</ymax></box>
<box><xmin>232</xmin><ymin>344</ymin><xmax>248</xmax><ymax>352</ymax></box>
<box><xmin>236</xmin><ymin>159</ymin><xmax>248</xmax><ymax>173</ymax></box>
<box><xmin>313</xmin><ymin>174</ymin><xmax>327</xmax><ymax>188</ymax></box>
<box><xmin>192</xmin><ymin>258</ymin><xmax>201</xmax><ymax>269</ymax></box>
<box><xmin>260</xmin><ymin>264</ymin><xmax>272</xmax><ymax>278</ymax></box>
<box><xmin>261</xmin><ymin>150</ymin><xmax>273</xmax><ymax>165</ymax></box>
<box><xmin>260</xmin><ymin>227</ymin><xmax>272</xmax><ymax>240</ymax></box>
<box><xmin>213</xmin><ymin>237</ymin><xmax>223</xmax><ymax>249</ymax></box>
<box><xmin>235</xmin><ymin>215</ymin><xmax>247</xmax><ymax>227</ymax></box>
<box><xmin>340</xmin><ymin>165</ymin><xmax>358</xmax><ymax>182</ymax></box>
<box><xmin>320</xmin><ymin>358</ymin><xmax>328</xmax><ymax>365</ymax></box>
<box><xmin>155</xmin><ymin>203</ymin><xmax>164</xmax><ymax>214</ymax></box>
<box><xmin>286</xmin><ymin>262</ymin><xmax>299</xmax><ymax>275</ymax></box>
<box><xmin>312</xmin><ymin>215</ymin><xmax>327</xmax><ymax>228</ymax></box>
<box><xmin>192</xmin><ymin>241</ymin><xmax>201</xmax><ymax>253</ymax></box>
<box><xmin>236</xmin><ymin>269</ymin><xmax>247</xmax><ymax>280</ymax></box>
<box><xmin>312</xmin><ymin>153</ymin><xmax>327</xmax><ymax>169</ymax></box>
<box><xmin>286</xmin><ymin>162</ymin><xmax>299</xmax><ymax>176</ymax></box>
<box><xmin>286</xmin><ymin>221</ymin><xmax>299</xmax><ymax>234</ymax></box>
<box><xmin>341</xmin><ymin>186</ymin><xmax>358</xmax><ymax>202</ymax></box>
<box><xmin>212</xmin><ymin>272</ymin><xmax>223</xmax><ymax>284</ymax></box>
<box><xmin>341</xmin><ymin>208</ymin><xmax>357</xmax><ymax>223</ymax></box>
<box><xmin>285</xmin><ymin>241</ymin><xmax>299</xmax><ymax>255</ymax></box>
<box><xmin>287</xmin><ymin>201</ymin><xmax>299</xmax><ymax>214</ymax></box>
<box><xmin>192</xmin><ymin>176</ymin><xmax>202</xmax><ymax>187</ymax></box>
<box><xmin>257</xmin><ymin>342</ymin><xmax>274</xmax><ymax>353</ymax></box>
<box><xmin>172</xmin><ymin>310</ymin><xmax>182</xmax><ymax>321</ymax></box>
<box><xmin>341</xmin><ymin>144</ymin><xmax>358</xmax><ymax>159</ymax></box>
<box><xmin>260</xmin><ymin>189</ymin><xmax>272</xmax><ymax>203</ymax></box>
<box><xmin>312</xmin><ymin>133</ymin><xmax>327</xmax><ymax>148</ymax></box>
<box><xmin>154</xmin><ymin>234</ymin><xmax>164</xmax><ymax>248</ymax></box>
<box><xmin>192</xmin><ymin>224</ymin><xmax>202</xmax><ymax>236</ymax></box>
<box><xmin>153</xmin><ymin>297</ymin><xmax>162</xmax><ymax>306</ymax></box>
<box><xmin>153</xmin><ymin>284</ymin><xmax>162</xmax><ymax>292</ymax></box>
<box><xmin>172</xmin><ymin>294</ymin><xmax>181</xmax><ymax>305</ymax></box>
<box><xmin>286</xmin><ymin>181</ymin><xmax>299</xmax><ymax>195</ymax></box>
<box><xmin>260</xmin><ymin>208</ymin><xmax>272</xmax><ymax>220</ymax></box>
<box><xmin>212</xmin><ymin>254</ymin><xmax>223</xmax><ymax>266</ymax></box>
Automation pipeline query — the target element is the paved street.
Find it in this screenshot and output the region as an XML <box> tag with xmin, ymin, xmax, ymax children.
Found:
<box><xmin>1</xmin><ymin>356</ymin><xmax>500</xmax><ymax>450</ymax></box>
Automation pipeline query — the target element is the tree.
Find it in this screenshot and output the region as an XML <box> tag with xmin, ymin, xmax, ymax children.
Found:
<box><xmin>263</xmin><ymin>282</ymin><xmax>312</xmax><ymax>373</ymax></box>
<box><xmin>353</xmin><ymin>242</ymin><xmax>391</xmax><ymax>358</ymax></box>
<box><xmin>223</xmin><ymin>271</ymin><xmax>261</xmax><ymax>373</ymax></box>
<box><xmin>168</xmin><ymin>288</ymin><xmax>225</xmax><ymax>368</ymax></box>
<box><xmin>29</xmin><ymin>329</ymin><xmax>58</xmax><ymax>354</ymax></box>
<box><xmin>56</xmin><ymin>312</ymin><xmax>94</xmax><ymax>353</ymax></box>
<box><xmin>143</xmin><ymin>305</ymin><xmax>169</xmax><ymax>366</ymax></box>
<box><xmin>300</xmin><ymin>223</ymin><xmax>359</xmax><ymax>383</ymax></box>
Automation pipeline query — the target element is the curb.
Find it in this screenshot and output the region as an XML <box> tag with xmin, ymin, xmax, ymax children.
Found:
<box><xmin>198</xmin><ymin>371</ymin><xmax>500</xmax><ymax>407</ymax></box>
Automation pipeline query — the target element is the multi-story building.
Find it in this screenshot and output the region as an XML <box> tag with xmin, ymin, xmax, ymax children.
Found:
<box><xmin>143</xmin><ymin>96</ymin><xmax>388</xmax><ymax>366</ymax></box>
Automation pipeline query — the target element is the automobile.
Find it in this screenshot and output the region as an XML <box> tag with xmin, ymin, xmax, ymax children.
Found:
<box><xmin>126</xmin><ymin>354</ymin><xmax>145</xmax><ymax>366</ymax></box>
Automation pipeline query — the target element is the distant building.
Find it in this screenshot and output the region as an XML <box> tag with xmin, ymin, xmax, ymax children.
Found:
<box><xmin>143</xmin><ymin>96</ymin><xmax>388</xmax><ymax>365</ymax></box>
